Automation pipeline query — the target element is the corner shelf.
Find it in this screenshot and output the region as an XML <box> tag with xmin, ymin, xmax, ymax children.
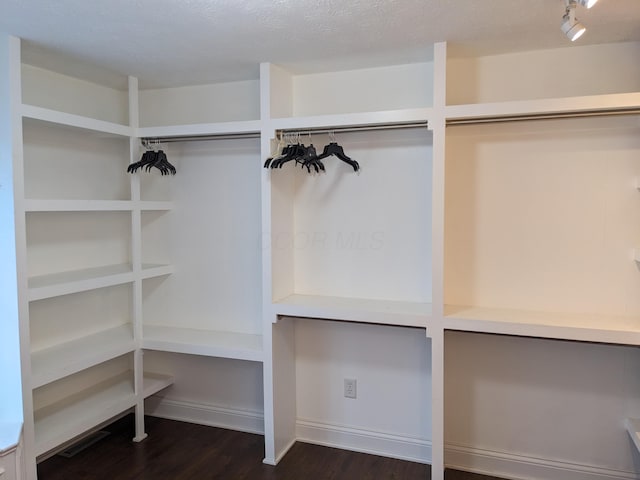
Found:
<box><xmin>444</xmin><ymin>305</ymin><xmax>640</xmax><ymax>345</ymax></box>
<box><xmin>34</xmin><ymin>371</ymin><xmax>173</xmax><ymax>457</ymax></box>
<box><xmin>143</xmin><ymin>325</ymin><xmax>263</xmax><ymax>362</ymax></box>
<box><xmin>31</xmin><ymin>324</ymin><xmax>136</xmax><ymax>389</ymax></box>
<box><xmin>273</xmin><ymin>294</ymin><xmax>432</xmax><ymax>328</ymax></box>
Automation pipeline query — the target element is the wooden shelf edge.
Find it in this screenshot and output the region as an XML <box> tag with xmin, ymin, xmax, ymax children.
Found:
<box><xmin>142</xmin><ymin>326</ymin><xmax>263</xmax><ymax>362</ymax></box>
<box><xmin>267</xmin><ymin>108</ymin><xmax>433</xmax><ymax>131</ymax></box>
<box><xmin>34</xmin><ymin>372</ymin><xmax>173</xmax><ymax>457</ymax></box>
<box><xmin>31</xmin><ymin>325</ymin><xmax>136</xmax><ymax>389</ymax></box>
<box><xmin>22</xmin><ymin>104</ymin><xmax>133</xmax><ymax>137</ymax></box>
<box><xmin>273</xmin><ymin>294</ymin><xmax>431</xmax><ymax>328</ymax></box>
<box><xmin>28</xmin><ymin>265</ymin><xmax>135</xmax><ymax>301</ymax></box>
<box><xmin>24</xmin><ymin>199</ymin><xmax>134</xmax><ymax>212</ymax></box>
<box><xmin>443</xmin><ymin>306</ymin><xmax>640</xmax><ymax>345</ymax></box>
<box><xmin>137</xmin><ymin>120</ymin><xmax>261</xmax><ymax>138</ymax></box>
<box><xmin>445</xmin><ymin>92</ymin><xmax>640</xmax><ymax>123</ymax></box>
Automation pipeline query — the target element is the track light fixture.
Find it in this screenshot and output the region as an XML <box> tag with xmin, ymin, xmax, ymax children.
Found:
<box><xmin>576</xmin><ymin>0</ymin><xmax>598</xmax><ymax>8</ymax></box>
<box><xmin>562</xmin><ymin>0</ymin><xmax>586</xmax><ymax>41</ymax></box>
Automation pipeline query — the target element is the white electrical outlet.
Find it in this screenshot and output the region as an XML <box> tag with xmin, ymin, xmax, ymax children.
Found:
<box><xmin>344</xmin><ymin>378</ymin><xmax>357</xmax><ymax>399</ymax></box>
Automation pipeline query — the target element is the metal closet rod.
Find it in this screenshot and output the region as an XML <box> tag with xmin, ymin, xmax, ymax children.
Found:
<box><xmin>140</xmin><ymin>132</ymin><xmax>260</xmax><ymax>144</ymax></box>
<box><xmin>139</xmin><ymin>121</ymin><xmax>430</xmax><ymax>144</ymax></box>
<box><xmin>447</xmin><ymin>107</ymin><xmax>640</xmax><ymax>126</ymax></box>
<box><xmin>276</xmin><ymin>121</ymin><xmax>429</xmax><ymax>137</ymax></box>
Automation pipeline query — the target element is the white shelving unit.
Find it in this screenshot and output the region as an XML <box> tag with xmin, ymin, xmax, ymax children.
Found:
<box><xmin>3</xmin><ymin>33</ymin><xmax>640</xmax><ymax>480</ymax></box>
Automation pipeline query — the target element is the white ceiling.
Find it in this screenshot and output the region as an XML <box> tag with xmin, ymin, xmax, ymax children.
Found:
<box><xmin>1</xmin><ymin>0</ymin><xmax>639</xmax><ymax>89</ymax></box>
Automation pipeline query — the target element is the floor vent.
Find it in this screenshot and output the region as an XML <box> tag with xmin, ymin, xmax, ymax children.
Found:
<box><xmin>57</xmin><ymin>430</ymin><xmax>111</xmax><ymax>458</ymax></box>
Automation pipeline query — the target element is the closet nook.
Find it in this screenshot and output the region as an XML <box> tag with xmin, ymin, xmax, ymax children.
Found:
<box><xmin>2</xmin><ymin>33</ymin><xmax>640</xmax><ymax>480</ymax></box>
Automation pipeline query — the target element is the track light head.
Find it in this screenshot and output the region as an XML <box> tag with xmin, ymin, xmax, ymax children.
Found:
<box><xmin>577</xmin><ymin>0</ymin><xmax>598</xmax><ymax>8</ymax></box>
<box><xmin>561</xmin><ymin>3</ymin><xmax>586</xmax><ymax>41</ymax></box>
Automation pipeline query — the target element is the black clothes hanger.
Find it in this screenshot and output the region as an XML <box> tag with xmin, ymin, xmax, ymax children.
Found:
<box><xmin>128</xmin><ymin>141</ymin><xmax>177</xmax><ymax>175</ymax></box>
<box><xmin>316</xmin><ymin>142</ymin><xmax>359</xmax><ymax>172</ymax></box>
<box><xmin>263</xmin><ymin>132</ymin><xmax>356</xmax><ymax>174</ymax></box>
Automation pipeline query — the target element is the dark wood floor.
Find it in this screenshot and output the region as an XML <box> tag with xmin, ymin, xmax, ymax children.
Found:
<box><xmin>38</xmin><ymin>415</ymin><xmax>504</xmax><ymax>480</ymax></box>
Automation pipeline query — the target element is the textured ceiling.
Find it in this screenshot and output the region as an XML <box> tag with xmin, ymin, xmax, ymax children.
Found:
<box><xmin>1</xmin><ymin>0</ymin><xmax>639</xmax><ymax>89</ymax></box>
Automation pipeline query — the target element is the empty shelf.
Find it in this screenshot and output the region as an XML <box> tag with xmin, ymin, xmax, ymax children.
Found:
<box><xmin>141</xmin><ymin>264</ymin><xmax>174</xmax><ymax>279</ymax></box>
<box><xmin>444</xmin><ymin>305</ymin><xmax>640</xmax><ymax>344</ymax></box>
<box><xmin>28</xmin><ymin>265</ymin><xmax>135</xmax><ymax>301</ymax></box>
<box><xmin>31</xmin><ymin>325</ymin><xmax>136</xmax><ymax>388</ymax></box>
<box><xmin>34</xmin><ymin>371</ymin><xmax>173</xmax><ymax>457</ymax></box>
<box><xmin>24</xmin><ymin>200</ymin><xmax>134</xmax><ymax>212</ymax></box>
<box><xmin>22</xmin><ymin>104</ymin><xmax>132</xmax><ymax>137</ymax></box>
<box><xmin>273</xmin><ymin>294</ymin><xmax>432</xmax><ymax>327</ymax></box>
<box><xmin>143</xmin><ymin>325</ymin><xmax>263</xmax><ymax>362</ymax></box>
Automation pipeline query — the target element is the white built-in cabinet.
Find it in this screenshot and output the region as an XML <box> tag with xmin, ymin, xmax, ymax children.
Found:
<box><xmin>3</xmin><ymin>34</ymin><xmax>640</xmax><ymax>480</ymax></box>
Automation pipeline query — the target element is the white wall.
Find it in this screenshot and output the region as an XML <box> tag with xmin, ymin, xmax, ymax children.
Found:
<box><xmin>294</xmin><ymin>319</ymin><xmax>431</xmax><ymax>462</ymax></box>
<box><xmin>445</xmin><ymin>332</ymin><xmax>640</xmax><ymax>478</ymax></box>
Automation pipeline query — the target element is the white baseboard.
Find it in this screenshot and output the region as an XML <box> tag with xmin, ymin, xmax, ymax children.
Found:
<box><xmin>143</xmin><ymin>398</ymin><xmax>639</xmax><ymax>480</ymax></box>
<box><xmin>445</xmin><ymin>443</ymin><xmax>639</xmax><ymax>480</ymax></box>
<box><xmin>296</xmin><ymin>418</ymin><xmax>431</xmax><ymax>464</ymax></box>
<box><xmin>145</xmin><ymin>395</ymin><xmax>264</xmax><ymax>435</ymax></box>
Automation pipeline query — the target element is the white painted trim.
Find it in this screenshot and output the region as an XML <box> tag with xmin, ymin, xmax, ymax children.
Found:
<box><xmin>444</xmin><ymin>443</ymin><xmax>639</xmax><ymax>480</ymax></box>
<box><xmin>144</xmin><ymin>396</ymin><xmax>264</xmax><ymax>436</ymax></box>
<box><xmin>295</xmin><ymin>418</ymin><xmax>431</xmax><ymax>465</ymax></box>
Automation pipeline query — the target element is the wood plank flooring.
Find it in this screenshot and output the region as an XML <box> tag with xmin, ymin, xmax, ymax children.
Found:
<box><xmin>38</xmin><ymin>415</ymin><xmax>505</xmax><ymax>480</ymax></box>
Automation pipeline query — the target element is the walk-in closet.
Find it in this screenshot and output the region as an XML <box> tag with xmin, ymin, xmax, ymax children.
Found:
<box><xmin>1</xmin><ymin>5</ymin><xmax>640</xmax><ymax>479</ymax></box>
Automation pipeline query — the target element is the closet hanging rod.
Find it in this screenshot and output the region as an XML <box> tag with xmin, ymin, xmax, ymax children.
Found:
<box><xmin>275</xmin><ymin>121</ymin><xmax>429</xmax><ymax>138</ymax></box>
<box><xmin>140</xmin><ymin>132</ymin><xmax>260</xmax><ymax>144</ymax></box>
<box><xmin>447</xmin><ymin>107</ymin><xmax>640</xmax><ymax>126</ymax></box>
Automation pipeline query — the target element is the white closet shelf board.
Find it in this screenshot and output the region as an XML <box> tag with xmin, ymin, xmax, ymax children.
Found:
<box><xmin>25</xmin><ymin>200</ymin><xmax>133</xmax><ymax>212</ymax></box>
<box><xmin>139</xmin><ymin>201</ymin><xmax>173</xmax><ymax>211</ymax></box>
<box><xmin>25</xmin><ymin>200</ymin><xmax>173</xmax><ymax>212</ymax></box>
<box><xmin>444</xmin><ymin>305</ymin><xmax>640</xmax><ymax>345</ymax></box>
<box><xmin>28</xmin><ymin>264</ymin><xmax>135</xmax><ymax>301</ymax></box>
<box><xmin>0</xmin><ymin>422</ymin><xmax>22</xmax><ymax>454</ymax></box>
<box><xmin>626</xmin><ymin>418</ymin><xmax>640</xmax><ymax>455</ymax></box>
<box><xmin>34</xmin><ymin>372</ymin><xmax>173</xmax><ymax>457</ymax></box>
<box><xmin>141</xmin><ymin>264</ymin><xmax>173</xmax><ymax>279</ymax></box>
<box><xmin>444</xmin><ymin>92</ymin><xmax>640</xmax><ymax>123</ymax></box>
<box><xmin>143</xmin><ymin>325</ymin><xmax>263</xmax><ymax>362</ymax></box>
<box><xmin>22</xmin><ymin>104</ymin><xmax>133</xmax><ymax>137</ymax></box>
<box><xmin>136</xmin><ymin>120</ymin><xmax>261</xmax><ymax>138</ymax></box>
<box><xmin>31</xmin><ymin>324</ymin><xmax>136</xmax><ymax>389</ymax></box>
<box><xmin>273</xmin><ymin>294</ymin><xmax>432</xmax><ymax>327</ymax></box>
<box><xmin>268</xmin><ymin>108</ymin><xmax>433</xmax><ymax>131</ymax></box>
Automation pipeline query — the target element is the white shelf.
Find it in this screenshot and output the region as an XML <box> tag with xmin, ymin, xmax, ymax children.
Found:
<box><xmin>28</xmin><ymin>265</ymin><xmax>135</xmax><ymax>301</ymax></box>
<box><xmin>137</xmin><ymin>119</ymin><xmax>261</xmax><ymax>138</ymax></box>
<box><xmin>34</xmin><ymin>371</ymin><xmax>173</xmax><ymax>457</ymax></box>
<box><xmin>444</xmin><ymin>92</ymin><xmax>640</xmax><ymax>123</ymax></box>
<box><xmin>625</xmin><ymin>418</ymin><xmax>640</xmax><ymax>455</ymax></box>
<box><xmin>24</xmin><ymin>199</ymin><xmax>133</xmax><ymax>212</ymax></box>
<box><xmin>22</xmin><ymin>104</ymin><xmax>133</xmax><ymax>137</ymax></box>
<box><xmin>141</xmin><ymin>264</ymin><xmax>174</xmax><ymax>279</ymax></box>
<box><xmin>27</xmin><ymin>264</ymin><xmax>173</xmax><ymax>301</ymax></box>
<box><xmin>273</xmin><ymin>294</ymin><xmax>432</xmax><ymax>328</ymax></box>
<box><xmin>444</xmin><ymin>305</ymin><xmax>640</xmax><ymax>345</ymax></box>
<box><xmin>268</xmin><ymin>108</ymin><xmax>433</xmax><ymax>131</ymax></box>
<box><xmin>139</xmin><ymin>201</ymin><xmax>173</xmax><ymax>211</ymax></box>
<box><xmin>24</xmin><ymin>200</ymin><xmax>173</xmax><ymax>212</ymax></box>
<box><xmin>31</xmin><ymin>325</ymin><xmax>136</xmax><ymax>389</ymax></box>
<box><xmin>143</xmin><ymin>325</ymin><xmax>263</xmax><ymax>362</ymax></box>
